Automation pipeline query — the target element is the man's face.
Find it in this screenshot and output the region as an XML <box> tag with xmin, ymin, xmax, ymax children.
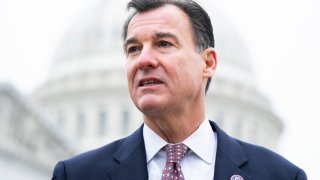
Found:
<box><xmin>124</xmin><ymin>5</ymin><xmax>212</xmax><ymax>115</ymax></box>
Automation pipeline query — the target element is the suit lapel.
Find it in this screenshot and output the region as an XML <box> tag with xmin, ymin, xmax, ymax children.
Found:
<box><xmin>210</xmin><ymin>121</ymin><xmax>252</xmax><ymax>180</ymax></box>
<box><xmin>107</xmin><ymin>121</ymin><xmax>252</xmax><ymax>180</ymax></box>
<box><xmin>107</xmin><ymin>125</ymin><xmax>148</xmax><ymax>180</ymax></box>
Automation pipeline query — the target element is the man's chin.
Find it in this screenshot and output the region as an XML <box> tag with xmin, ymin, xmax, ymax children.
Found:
<box><xmin>138</xmin><ymin>104</ymin><xmax>162</xmax><ymax>114</ymax></box>
<box><xmin>134</xmin><ymin>94</ymin><xmax>170</xmax><ymax>113</ymax></box>
<box><xmin>136</xmin><ymin>101</ymin><xmax>165</xmax><ymax>115</ymax></box>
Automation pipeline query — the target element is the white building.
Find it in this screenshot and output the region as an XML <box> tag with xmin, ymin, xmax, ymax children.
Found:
<box><xmin>0</xmin><ymin>0</ymin><xmax>283</xmax><ymax>179</ymax></box>
<box><xmin>0</xmin><ymin>83</ymin><xmax>75</xmax><ymax>179</ymax></box>
<box><xmin>34</xmin><ymin>0</ymin><xmax>282</xmax><ymax>152</ymax></box>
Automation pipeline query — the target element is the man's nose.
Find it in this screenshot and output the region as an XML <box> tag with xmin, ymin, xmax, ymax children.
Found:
<box><xmin>137</xmin><ymin>47</ymin><xmax>159</xmax><ymax>70</ymax></box>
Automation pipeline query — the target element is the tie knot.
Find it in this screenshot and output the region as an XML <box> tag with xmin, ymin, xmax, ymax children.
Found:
<box><xmin>164</xmin><ymin>143</ymin><xmax>189</xmax><ymax>164</ymax></box>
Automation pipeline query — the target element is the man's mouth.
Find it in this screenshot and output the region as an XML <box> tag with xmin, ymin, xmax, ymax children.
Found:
<box><xmin>139</xmin><ymin>79</ymin><xmax>163</xmax><ymax>87</ymax></box>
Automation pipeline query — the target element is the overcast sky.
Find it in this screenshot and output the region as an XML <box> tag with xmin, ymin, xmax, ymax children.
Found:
<box><xmin>0</xmin><ymin>0</ymin><xmax>319</xmax><ymax>179</ymax></box>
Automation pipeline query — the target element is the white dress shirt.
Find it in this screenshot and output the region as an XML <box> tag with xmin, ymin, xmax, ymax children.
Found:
<box><xmin>143</xmin><ymin>118</ymin><xmax>217</xmax><ymax>180</ymax></box>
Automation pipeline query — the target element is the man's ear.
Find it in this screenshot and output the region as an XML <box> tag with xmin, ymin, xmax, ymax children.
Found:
<box><xmin>202</xmin><ymin>47</ymin><xmax>217</xmax><ymax>78</ymax></box>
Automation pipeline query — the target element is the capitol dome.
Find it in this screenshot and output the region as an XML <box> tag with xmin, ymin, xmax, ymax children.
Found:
<box><xmin>34</xmin><ymin>0</ymin><xmax>283</xmax><ymax>151</ymax></box>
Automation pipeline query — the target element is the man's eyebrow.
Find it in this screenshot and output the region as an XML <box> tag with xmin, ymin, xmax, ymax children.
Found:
<box><xmin>123</xmin><ymin>38</ymin><xmax>138</xmax><ymax>50</ymax></box>
<box><xmin>123</xmin><ymin>32</ymin><xmax>180</xmax><ymax>50</ymax></box>
<box><xmin>155</xmin><ymin>32</ymin><xmax>180</xmax><ymax>45</ymax></box>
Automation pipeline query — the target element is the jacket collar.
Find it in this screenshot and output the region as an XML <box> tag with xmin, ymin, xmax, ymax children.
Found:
<box><xmin>210</xmin><ymin>121</ymin><xmax>252</xmax><ymax>180</ymax></box>
<box><xmin>107</xmin><ymin>121</ymin><xmax>252</xmax><ymax>180</ymax></box>
<box><xmin>107</xmin><ymin>124</ymin><xmax>148</xmax><ymax>180</ymax></box>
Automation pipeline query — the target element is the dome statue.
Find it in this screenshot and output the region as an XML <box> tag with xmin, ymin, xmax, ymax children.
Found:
<box><xmin>33</xmin><ymin>0</ymin><xmax>282</xmax><ymax>152</ymax></box>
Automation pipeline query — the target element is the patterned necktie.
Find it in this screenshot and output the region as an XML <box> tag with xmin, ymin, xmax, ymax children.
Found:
<box><xmin>161</xmin><ymin>143</ymin><xmax>189</xmax><ymax>180</ymax></box>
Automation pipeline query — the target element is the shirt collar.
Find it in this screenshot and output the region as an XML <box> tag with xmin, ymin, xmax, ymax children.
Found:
<box><xmin>182</xmin><ymin>117</ymin><xmax>216</xmax><ymax>164</ymax></box>
<box><xmin>143</xmin><ymin>123</ymin><xmax>167</xmax><ymax>163</ymax></box>
<box><xmin>143</xmin><ymin>116</ymin><xmax>216</xmax><ymax>164</ymax></box>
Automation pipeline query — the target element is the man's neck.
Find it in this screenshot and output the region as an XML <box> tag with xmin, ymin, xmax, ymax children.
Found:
<box><xmin>143</xmin><ymin>109</ymin><xmax>206</xmax><ymax>143</ymax></box>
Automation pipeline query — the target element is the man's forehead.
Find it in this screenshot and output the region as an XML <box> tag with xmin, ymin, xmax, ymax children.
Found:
<box><xmin>128</xmin><ymin>17</ymin><xmax>168</xmax><ymax>34</ymax></box>
<box><xmin>128</xmin><ymin>5</ymin><xmax>188</xmax><ymax>32</ymax></box>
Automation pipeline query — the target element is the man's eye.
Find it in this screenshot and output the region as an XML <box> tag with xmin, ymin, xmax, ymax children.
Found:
<box><xmin>127</xmin><ymin>46</ymin><xmax>140</xmax><ymax>54</ymax></box>
<box><xmin>158</xmin><ymin>41</ymin><xmax>172</xmax><ymax>47</ymax></box>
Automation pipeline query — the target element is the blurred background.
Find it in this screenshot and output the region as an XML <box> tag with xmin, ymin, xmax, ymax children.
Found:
<box><xmin>0</xmin><ymin>0</ymin><xmax>319</xmax><ymax>179</ymax></box>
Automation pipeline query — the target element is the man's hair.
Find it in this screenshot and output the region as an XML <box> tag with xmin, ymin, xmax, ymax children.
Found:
<box><xmin>122</xmin><ymin>0</ymin><xmax>215</xmax><ymax>93</ymax></box>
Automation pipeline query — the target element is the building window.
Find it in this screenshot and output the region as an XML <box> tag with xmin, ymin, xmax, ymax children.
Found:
<box><xmin>122</xmin><ymin>109</ymin><xmax>130</xmax><ymax>134</ymax></box>
<box><xmin>98</xmin><ymin>110</ymin><xmax>107</xmax><ymax>136</ymax></box>
<box><xmin>214</xmin><ymin>112</ymin><xmax>224</xmax><ymax>128</ymax></box>
<box><xmin>0</xmin><ymin>102</ymin><xmax>2</xmax><ymax>119</ymax></box>
<box><xmin>57</xmin><ymin>110</ymin><xmax>66</xmax><ymax>129</ymax></box>
<box><xmin>76</xmin><ymin>109</ymin><xmax>86</xmax><ymax>137</ymax></box>
<box><xmin>233</xmin><ymin>116</ymin><xmax>243</xmax><ymax>138</ymax></box>
<box><xmin>250</xmin><ymin>121</ymin><xmax>258</xmax><ymax>142</ymax></box>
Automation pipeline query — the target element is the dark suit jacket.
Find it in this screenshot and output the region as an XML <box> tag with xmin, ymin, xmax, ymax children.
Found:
<box><xmin>52</xmin><ymin>121</ymin><xmax>307</xmax><ymax>180</ymax></box>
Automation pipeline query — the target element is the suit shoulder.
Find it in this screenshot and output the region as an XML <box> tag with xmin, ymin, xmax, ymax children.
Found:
<box><xmin>51</xmin><ymin>138</ymin><xmax>126</xmax><ymax>179</ymax></box>
<box><xmin>236</xmin><ymin>139</ymin><xmax>307</xmax><ymax>179</ymax></box>
<box><xmin>64</xmin><ymin>137</ymin><xmax>125</xmax><ymax>165</ymax></box>
<box><xmin>210</xmin><ymin>121</ymin><xmax>307</xmax><ymax>179</ymax></box>
<box><xmin>52</xmin><ymin>125</ymin><xmax>145</xmax><ymax>179</ymax></box>
<box><xmin>57</xmin><ymin>138</ymin><xmax>126</xmax><ymax>177</ymax></box>
<box><xmin>238</xmin><ymin>140</ymin><xmax>290</xmax><ymax>165</ymax></box>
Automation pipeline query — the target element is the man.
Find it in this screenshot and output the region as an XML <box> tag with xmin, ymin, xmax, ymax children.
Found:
<box><xmin>52</xmin><ymin>0</ymin><xmax>307</xmax><ymax>179</ymax></box>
